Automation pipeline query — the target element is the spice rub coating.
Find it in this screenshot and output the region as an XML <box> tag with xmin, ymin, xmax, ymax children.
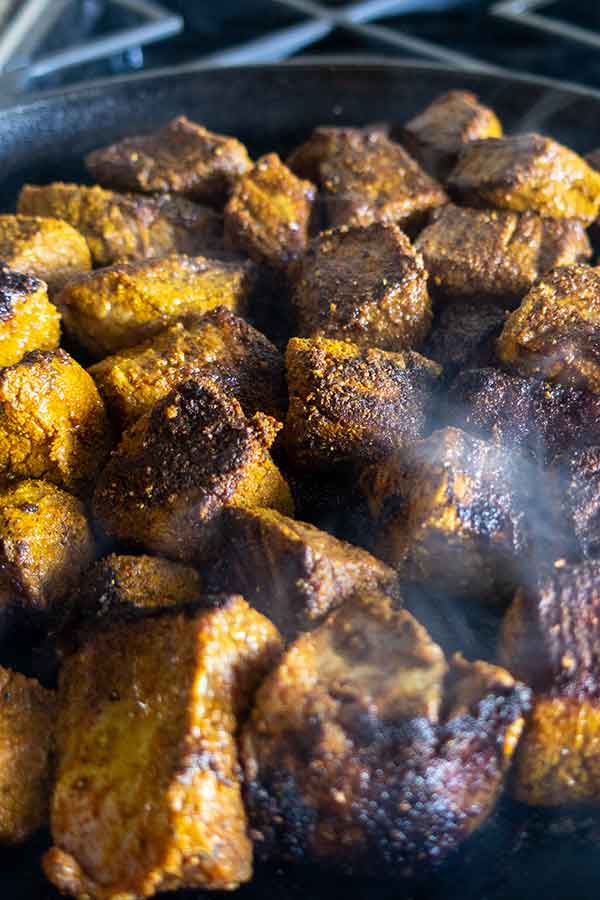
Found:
<box><xmin>448</xmin><ymin>133</ymin><xmax>600</xmax><ymax>223</ymax></box>
<box><xmin>206</xmin><ymin>506</ymin><xmax>399</xmax><ymax>638</ymax></box>
<box><xmin>0</xmin><ymin>349</ymin><xmax>112</xmax><ymax>495</ymax></box>
<box><xmin>89</xmin><ymin>306</ymin><xmax>285</xmax><ymax>428</ymax></box>
<box><xmin>242</xmin><ymin>592</ymin><xmax>529</xmax><ymax>876</ymax></box>
<box><xmin>292</xmin><ymin>223</ymin><xmax>432</xmax><ymax>352</ymax></box>
<box><xmin>92</xmin><ymin>379</ymin><xmax>292</xmax><ymax>562</ymax></box>
<box><xmin>0</xmin><ymin>263</ymin><xmax>60</xmax><ymax>366</ymax></box>
<box><xmin>44</xmin><ymin>597</ymin><xmax>282</xmax><ymax>899</ymax></box>
<box><xmin>416</xmin><ymin>204</ymin><xmax>591</xmax><ymax>304</ymax></box>
<box><xmin>497</xmin><ymin>264</ymin><xmax>600</xmax><ymax>394</ymax></box>
<box><xmin>284</xmin><ymin>335</ymin><xmax>441</xmax><ymax>472</ymax></box>
<box><xmin>0</xmin><ymin>667</ymin><xmax>56</xmax><ymax>844</ymax></box>
<box><xmin>86</xmin><ymin>116</ymin><xmax>252</xmax><ymax>204</ymax></box>
<box><xmin>0</xmin><ymin>479</ymin><xmax>95</xmax><ymax>615</ymax></box>
<box><xmin>0</xmin><ymin>215</ymin><xmax>91</xmax><ymax>292</ymax></box>
<box><xmin>402</xmin><ymin>90</ymin><xmax>503</xmax><ymax>180</ymax></box>
<box><xmin>17</xmin><ymin>183</ymin><xmax>223</xmax><ymax>267</ymax></box>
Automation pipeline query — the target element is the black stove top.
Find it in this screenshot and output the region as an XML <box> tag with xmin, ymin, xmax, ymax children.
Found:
<box><xmin>3</xmin><ymin>0</ymin><xmax>600</xmax><ymax>98</ymax></box>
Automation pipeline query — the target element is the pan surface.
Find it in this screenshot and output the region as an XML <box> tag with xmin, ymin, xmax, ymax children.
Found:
<box><xmin>1</xmin><ymin>59</ymin><xmax>600</xmax><ymax>900</ymax></box>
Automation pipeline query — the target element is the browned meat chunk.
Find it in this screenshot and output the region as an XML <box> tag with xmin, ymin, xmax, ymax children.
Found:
<box><xmin>425</xmin><ymin>299</ymin><xmax>507</xmax><ymax>380</ymax></box>
<box><xmin>0</xmin><ymin>667</ymin><xmax>56</xmax><ymax>844</ymax></box>
<box><xmin>0</xmin><ymin>349</ymin><xmax>112</xmax><ymax>495</ymax></box>
<box><xmin>242</xmin><ymin>592</ymin><xmax>529</xmax><ymax>876</ymax></box>
<box><xmin>0</xmin><ymin>215</ymin><xmax>91</xmax><ymax>292</ymax></box>
<box><xmin>500</xmin><ymin>560</ymin><xmax>600</xmax><ymax>805</ymax></box>
<box><xmin>44</xmin><ymin>597</ymin><xmax>282</xmax><ymax>899</ymax></box>
<box><xmin>224</xmin><ymin>153</ymin><xmax>315</xmax><ymax>268</ymax></box>
<box><xmin>17</xmin><ymin>183</ymin><xmax>223</xmax><ymax>267</ymax></box>
<box><xmin>85</xmin><ymin>116</ymin><xmax>252</xmax><ymax>205</ymax></box>
<box><xmin>0</xmin><ymin>479</ymin><xmax>95</xmax><ymax>616</ymax></box>
<box><xmin>287</xmin><ymin>125</ymin><xmax>388</xmax><ymax>183</ymax></box>
<box><xmin>448</xmin><ymin>134</ymin><xmax>600</xmax><ymax>223</ymax></box>
<box><xmin>89</xmin><ymin>307</ymin><xmax>285</xmax><ymax>428</ymax></box>
<box><xmin>284</xmin><ymin>335</ymin><xmax>441</xmax><ymax>472</ymax></box>
<box><xmin>57</xmin><ymin>253</ymin><xmax>255</xmax><ymax>359</ymax></box>
<box><xmin>292</xmin><ymin>223</ymin><xmax>432</xmax><ymax>352</ymax></box>
<box><xmin>93</xmin><ymin>380</ymin><xmax>292</xmax><ymax>563</ymax></box>
<box><xmin>560</xmin><ymin>446</ymin><xmax>600</xmax><ymax>559</ymax></box>
<box><xmin>206</xmin><ymin>506</ymin><xmax>399</xmax><ymax>638</ymax></box>
<box><xmin>314</xmin><ymin>130</ymin><xmax>447</xmax><ymax>231</ymax></box>
<box><xmin>0</xmin><ymin>265</ymin><xmax>60</xmax><ymax>366</ymax></box>
<box><xmin>497</xmin><ymin>264</ymin><xmax>600</xmax><ymax>393</ymax></box>
<box><xmin>449</xmin><ymin>367</ymin><xmax>600</xmax><ymax>465</ymax></box>
<box><xmin>402</xmin><ymin>90</ymin><xmax>503</xmax><ymax>181</ymax></box>
<box><xmin>362</xmin><ymin>426</ymin><xmax>555</xmax><ymax>598</ymax></box>
<box><xmin>416</xmin><ymin>204</ymin><xmax>591</xmax><ymax>304</ymax></box>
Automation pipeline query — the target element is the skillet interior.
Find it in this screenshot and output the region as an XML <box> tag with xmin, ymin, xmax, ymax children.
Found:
<box><xmin>2</xmin><ymin>60</ymin><xmax>600</xmax><ymax>900</ymax></box>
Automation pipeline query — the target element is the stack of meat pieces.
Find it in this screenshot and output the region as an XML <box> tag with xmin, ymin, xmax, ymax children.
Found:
<box><xmin>2</xmin><ymin>93</ymin><xmax>600</xmax><ymax>900</ymax></box>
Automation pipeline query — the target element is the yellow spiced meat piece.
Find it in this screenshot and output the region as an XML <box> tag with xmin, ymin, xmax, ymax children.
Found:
<box><xmin>224</xmin><ymin>153</ymin><xmax>315</xmax><ymax>268</ymax></box>
<box><xmin>292</xmin><ymin>223</ymin><xmax>432</xmax><ymax>352</ymax></box>
<box><xmin>0</xmin><ymin>479</ymin><xmax>95</xmax><ymax>615</ymax></box>
<box><xmin>17</xmin><ymin>182</ymin><xmax>223</xmax><ymax>267</ymax></box>
<box><xmin>447</xmin><ymin>133</ymin><xmax>600</xmax><ymax>224</ymax></box>
<box><xmin>402</xmin><ymin>90</ymin><xmax>502</xmax><ymax>181</ymax></box>
<box><xmin>93</xmin><ymin>379</ymin><xmax>292</xmax><ymax>563</ymax></box>
<box><xmin>0</xmin><ymin>215</ymin><xmax>91</xmax><ymax>293</ymax></box>
<box><xmin>44</xmin><ymin>597</ymin><xmax>282</xmax><ymax>900</ymax></box>
<box><xmin>0</xmin><ymin>666</ymin><xmax>56</xmax><ymax>844</ymax></box>
<box><xmin>242</xmin><ymin>592</ymin><xmax>529</xmax><ymax>876</ymax></box>
<box><xmin>57</xmin><ymin>253</ymin><xmax>256</xmax><ymax>358</ymax></box>
<box><xmin>497</xmin><ymin>264</ymin><xmax>600</xmax><ymax>393</ymax></box>
<box><xmin>0</xmin><ymin>349</ymin><xmax>112</xmax><ymax>495</ymax></box>
<box><xmin>206</xmin><ymin>506</ymin><xmax>399</xmax><ymax>638</ymax></box>
<box><xmin>284</xmin><ymin>335</ymin><xmax>441</xmax><ymax>472</ymax></box>
<box><xmin>499</xmin><ymin>560</ymin><xmax>600</xmax><ymax>806</ymax></box>
<box><xmin>0</xmin><ymin>264</ymin><xmax>60</xmax><ymax>366</ymax></box>
<box><xmin>287</xmin><ymin>125</ymin><xmax>388</xmax><ymax>184</ymax></box>
<box><xmin>86</xmin><ymin>115</ymin><xmax>252</xmax><ymax>205</ymax></box>
<box><xmin>416</xmin><ymin>204</ymin><xmax>591</xmax><ymax>304</ymax></box>
<box><xmin>315</xmin><ymin>129</ymin><xmax>447</xmax><ymax>231</ymax></box>
<box><xmin>362</xmin><ymin>426</ymin><xmax>546</xmax><ymax>598</ymax></box>
<box><xmin>89</xmin><ymin>306</ymin><xmax>285</xmax><ymax>428</ymax></box>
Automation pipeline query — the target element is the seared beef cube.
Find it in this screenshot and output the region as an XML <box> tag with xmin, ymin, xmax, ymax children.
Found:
<box><xmin>362</xmin><ymin>426</ymin><xmax>552</xmax><ymax>598</ymax></box>
<box><xmin>86</xmin><ymin>116</ymin><xmax>252</xmax><ymax>205</ymax></box>
<box><xmin>284</xmin><ymin>335</ymin><xmax>441</xmax><ymax>472</ymax></box>
<box><xmin>0</xmin><ymin>349</ymin><xmax>112</xmax><ymax>495</ymax></box>
<box><xmin>500</xmin><ymin>560</ymin><xmax>600</xmax><ymax>805</ymax></box>
<box><xmin>402</xmin><ymin>90</ymin><xmax>502</xmax><ymax>181</ymax></box>
<box><xmin>57</xmin><ymin>254</ymin><xmax>255</xmax><ymax>359</ymax></box>
<box><xmin>317</xmin><ymin>130</ymin><xmax>447</xmax><ymax>231</ymax></box>
<box><xmin>206</xmin><ymin>506</ymin><xmax>399</xmax><ymax>638</ymax></box>
<box><xmin>242</xmin><ymin>592</ymin><xmax>529</xmax><ymax>876</ymax></box>
<box><xmin>89</xmin><ymin>307</ymin><xmax>285</xmax><ymax>429</ymax></box>
<box><xmin>44</xmin><ymin>597</ymin><xmax>282</xmax><ymax>898</ymax></box>
<box><xmin>93</xmin><ymin>380</ymin><xmax>292</xmax><ymax>563</ymax></box>
<box><xmin>0</xmin><ymin>265</ymin><xmax>60</xmax><ymax>366</ymax></box>
<box><xmin>287</xmin><ymin>125</ymin><xmax>388</xmax><ymax>183</ymax></box>
<box><xmin>561</xmin><ymin>446</ymin><xmax>600</xmax><ymax>559</ymax></box>
<box><xmin>17</xmin><ymin>183</ymin><xmax>223</xmax><ymax>267</ymax></box>
<box><xmin>425</xmin><ymin>299</ymin><xmax>506</xmax><ymax>380</ymax></box>
<box><xmin>0</xmin><ymin>480</ymin><xmax>95</xmax><ymax>615</ymax></box>
<box><xmin>497</xmin><ymin>264</ymin><xmax>600</xmax><ymax>393</ymax></box>
<box><xmin>292</xmin><ymin>223</ymin><xmax>431</xmax><ymax>352</ymax></box>
<box><xmin>449</xmin><ymin>368</ymin><xmax>600</xmax><ymax>465</ymax></box>
<box><xmin>0</xmin><ymin>667</ymin><xmax>56</xmax><ymax>843</ymax></box>
<box><xmin>224</xmin><ymin>153</ymin><xmax>315</xmax><ymax>268</ymax></box>
<box><xmin>448</xmin><ymin>134</ymin><xmax>600</xmax><ymax>224</ymax></box>
<box><xmin>416</xmin><ymin>204</ymin><xmax>591</xmax><ymax>304</ymax></box>
<box><xmin>0</xmin><ymin>215</ymin><xmax>91</xmax><ymax>293</ymax></box>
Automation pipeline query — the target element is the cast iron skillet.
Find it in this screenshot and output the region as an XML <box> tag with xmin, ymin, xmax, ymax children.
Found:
<box><xmin>2</xmin><ymin>60</ymin><xmax>600</xmax><ymax>900</ymax></box>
